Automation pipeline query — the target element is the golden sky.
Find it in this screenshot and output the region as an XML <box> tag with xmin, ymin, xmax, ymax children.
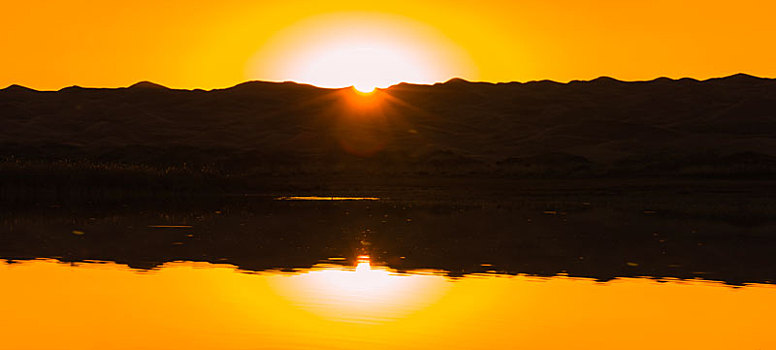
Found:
<box><xmin>2</xmin><ymin>0</ymin><xmax>775</xmax><ymax>90</ymax></box>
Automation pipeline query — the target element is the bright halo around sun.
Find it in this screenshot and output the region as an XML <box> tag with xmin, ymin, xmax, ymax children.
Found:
<box><xmin>247</xmin><ymin>12</ymin><xmax>477</xmax><ymax>90</ymax></box>
<box><xmin>293</xmin><ymin>42</ymin><xmax>427</xmax><ymax>93</ymax></box>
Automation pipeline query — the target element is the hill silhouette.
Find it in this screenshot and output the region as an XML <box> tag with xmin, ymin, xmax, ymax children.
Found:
<box><xmin>1</xmin><ymin>75</ymin><xmax>775</xmax><ymax>195</ymax></box>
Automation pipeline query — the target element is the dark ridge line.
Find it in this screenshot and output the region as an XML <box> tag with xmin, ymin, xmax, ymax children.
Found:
<box><xmin>2</xmin><ymin>73</ymin><xmax>774</xmax><ymax>93</ymax></box>
<box><xmin>1</xmin><ymin>84</ymin><xmax>40</xmax><ymax>92</ymax></box>
<box><xmin>128</xmin><ymin>81</ymin><xmax>169</xmax><ymax>90</ymax></box>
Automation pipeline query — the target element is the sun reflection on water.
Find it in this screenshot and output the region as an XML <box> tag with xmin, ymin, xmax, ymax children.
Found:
<box><xmin>355</xmin><ymin>254</ymin><xmax>372</xmax><ymax>273</ymax></box>
<box><xmin>0</xmin><ymin>259</ymin><xmax>774</xmax><ymax>349</ymax></box>
<box><xmin>268</xmin><ymin>255</ymin><xmax>450</xmax><ymax>324</ymax></box>
<box><xmin>275</xmin><ymin>196</ymin><xmax>380</xmax><ymax>201</ymax></box>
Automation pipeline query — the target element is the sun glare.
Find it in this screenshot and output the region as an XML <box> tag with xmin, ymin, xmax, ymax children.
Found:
<box><xmin>248</xmin><ymin>12</ymin><xmax>477</xmax><ymax>90</ymax></box>
<box><xmin>297</xmin><ymin>44</ymin><xmax>426</xmax><ymax>92</ymax></box>
<box><xmin>354</xmin><ymin>84</ymin><xmax>376</xmax><ymax>94</ymax></box>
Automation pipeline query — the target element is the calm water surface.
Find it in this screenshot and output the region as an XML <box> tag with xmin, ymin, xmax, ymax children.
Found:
<box><xmin>1</xmin><ymin>258</ymin><xmax>773</xmax><ymax>350</ymax></box>
<box><xmin>2</xmin><ymin>194</ymin><xmax>775</xmax><ymax>348</ymax></box>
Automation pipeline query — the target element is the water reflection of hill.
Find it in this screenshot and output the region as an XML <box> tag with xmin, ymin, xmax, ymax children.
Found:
<box><xmin>2</xmin><ymin>189</ymin><xmax>773</xmax><ymax>285</ymax></box>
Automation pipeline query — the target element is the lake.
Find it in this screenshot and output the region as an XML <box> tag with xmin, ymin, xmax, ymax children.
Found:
<box><xmin>1</xmin><ymin>259</ymin><xmax>773</xmax><ymax>349</ymax></box>
<box><xmin>1</xmin><ymin>190</ymin><xmax>774</xmax><ymax>349</ymax></box>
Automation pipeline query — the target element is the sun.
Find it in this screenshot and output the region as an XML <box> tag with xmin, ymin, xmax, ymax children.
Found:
<box><xmin>247</xmin><ymin>12</ymin><xmax>477</xmax><ymax>90</ymax></box>
<box><xmin>294</xmin><ymin>43</ymin><xmax>428</xmax><ymax>92</ymax></box>
<box><xmin>353</xmin><ymin>84</ymin><xmax>376</xmax><ymax>94</ymax></box>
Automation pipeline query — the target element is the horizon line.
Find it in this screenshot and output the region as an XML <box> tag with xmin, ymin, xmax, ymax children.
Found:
<box><xmin>2</xmin><ymin>73</ymin><xmax>773</xmax><ymax>92</ymax></box>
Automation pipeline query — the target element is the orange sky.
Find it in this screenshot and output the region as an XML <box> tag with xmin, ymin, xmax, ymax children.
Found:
<box><xmin>2</xmin><ymin>0</ymin><xmax>775</xmax><ymax>90</ymax></box>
